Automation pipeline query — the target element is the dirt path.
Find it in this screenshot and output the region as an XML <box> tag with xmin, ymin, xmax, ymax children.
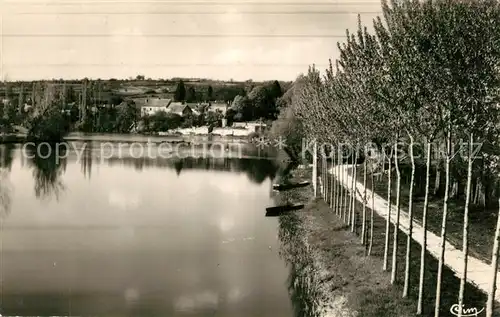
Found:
<box><xmin>330</xmin><ymin>165</ymin><xmax>499</xmax><ymax>302</ymax></box>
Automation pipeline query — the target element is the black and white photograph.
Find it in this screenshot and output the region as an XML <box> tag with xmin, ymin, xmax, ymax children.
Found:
<box><xmin>1</xmin><ymin>0</ymin><xmax>500</xmax><ymax>316</ymax></box>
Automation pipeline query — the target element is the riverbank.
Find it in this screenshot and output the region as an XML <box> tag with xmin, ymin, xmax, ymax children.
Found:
<box><xmin>0</xmin><ymin>133</ymin><xmax>27</xmax><ymax>144</ymax></box>
<box><xmin>0</xmin><ymin>132</ymin><xmax>254</xmax><ymax>146</ymax></box>
<box><xmin>276</xmin><ymin>168</ymin><xmax>417</xmax><ymax>317</ymax></box>
<box><xmin>276</xmin><ymin>166</ymin><xmax>496</xmax><ymax>316</ymax></box>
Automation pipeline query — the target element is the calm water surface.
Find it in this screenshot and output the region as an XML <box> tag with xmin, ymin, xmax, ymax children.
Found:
<box><xmin>0</xmin><ymin>142</ymin><xmax>295</xmax><ymax>317</ymax></box>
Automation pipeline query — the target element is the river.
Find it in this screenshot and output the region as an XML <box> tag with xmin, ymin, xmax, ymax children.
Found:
<box><xmin>0</xmin><ymin>139</ymin><xmax>295</xmax><ymax>317</ymax></box>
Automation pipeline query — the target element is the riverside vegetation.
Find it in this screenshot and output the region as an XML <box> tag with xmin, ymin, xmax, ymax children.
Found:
<box><xmin>269</xmin><ymin>0</ymin><xmax>500</xmax><ymax>316</ymax></box>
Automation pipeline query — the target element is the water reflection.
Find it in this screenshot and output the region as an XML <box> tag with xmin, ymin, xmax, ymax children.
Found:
<box><xmin>25</xmin><ymin>144</ymin><xmax>67</xmax><ymax>200</ymax></box>
<box><xmin>105</xmin><ymin>156</ymin><xmax>277</xmax><ymax>185</ymax></box>
<box><xmin>1</xmin><ymin>141</ymin><xmax>293</xmax><ymax>316</ymax></box>
<box><xmin>0</xmin><ymin>144</ymin><xmax>14</xmax><ymax>219</ymax></box>
<box><xmin>81</xmin><ymin>142</ymin><xmax>93</xmax><ymax>180</ymax></box>
<box><xmin>174</xmin><ymin>159</ymin><xmax>183</xmax><ymax>176</ymax></box>
<box><xmin>0</xmin><ymin>143</ymin><xmax>15</xmax><ymax>170</ymax></box>
<box><xmin>0</xmin><ymin>170</ymin><xmax>12</xmax><ymax>220</ymax></box>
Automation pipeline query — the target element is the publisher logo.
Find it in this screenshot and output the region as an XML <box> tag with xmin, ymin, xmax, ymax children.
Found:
<box><xmin>450</xmin><ymin>304</ymin><xmax>484</xmax><ymax>317</ymax></box>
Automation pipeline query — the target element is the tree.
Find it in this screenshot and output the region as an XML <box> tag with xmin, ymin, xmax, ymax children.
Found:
<box><xmin>26</xmin><ymin>103</ymin><xmax>70</xmax><ymax>141</ymax></box>
<box><xmin>4</xmin><ymin>83</ymin><xmax>13</xmax><ymax>98</ymax></box>
<box><xmin>247</xmin><ymin>85</ymin><xmax>277</xmax><ymax>120</ymax></box>
<box><xmin>225</xmin><ymin>108</ymin><xmax>236</xmax><ymax>126</ymax></box>
<box><xmin>270</xmin><ymin>80</ymin><xmax>283</xmax><ymax>100</ymax></box>
<box><xmin>18</xmin><ymin>84</ymin><xmax>25</xmax><ymax>114</ymax></box>
<box><xmin>3</xmin><ymin>100</ymin><xmax>18</xmax><ymax>125</ymax></box>
<box><xmin>207</xmin><ymin>85</ymin><xmax>214</xmax><ymax>101</ymax></box>
<box><xmin>181</xmin><ymin>113</ymin><xmax>195</xmax><ymax>128</ymax></box>
<box><xmin>488</xmin><ymin>191</ymin><xmax>500</xmax><ymax>317</ymax></box>
<box><xmin>25</xmin><ymin>82</ymin><xmax>71</xmax><ymax>142</ymax></box>
<box><xmin>186</xmin><ymin>86</ymin><xmax>197</xmax><ymax>103</ymax></box>
<box><xmin>65</xmin><ymin>86</ymin><xmax>77</xmax><ymax>104</ymax></box>
<box><xmin>271</xmin><ymin>2</ymin><xmax>500</xmax><ymax>315</ymax></box>
<box><xmin>148</xmin><ymin>112</ymin><xmax>182</xmax><ymax>132</ymax></box>
<box><xmin>108</xmin><ymin>94</ymin><xmax>124</xmax><ymax>106</ymax></box>
<box><xmin>114</xmin><ymin>101</ymin><xmax>138</xmax><ymax>133</ymax></box>
<box><xmin>174</xmin><ymin>80</ymin><xmax>186</xmax><ymax>101</ymax></box>
<box><xmin>205</xmin><ymin>110</ymin><xmax>223</xmax><ymax>128</ymax></box>
<box><xmin>230</xmin><ymin>95</ymin><xmax>250</xmax><ymax>121</ymax></box>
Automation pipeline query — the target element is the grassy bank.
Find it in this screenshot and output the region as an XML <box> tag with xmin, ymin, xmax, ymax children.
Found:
<box><xmin>275</xmin><ymin>167</ymin><xmax>495</xmax><ymax>316</ymax></box>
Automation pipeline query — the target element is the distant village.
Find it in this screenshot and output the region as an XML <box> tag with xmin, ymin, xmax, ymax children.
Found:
<box><xmin>0</xmin><ymin>77</ymin><xmax>289</xmax><ymax>138</ymax></box>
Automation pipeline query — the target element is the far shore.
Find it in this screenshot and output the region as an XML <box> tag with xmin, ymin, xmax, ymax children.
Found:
<box><xmin>0</xmin><ymin>129</ymin><xmax>259</xmax><ymax>145</ymax></box>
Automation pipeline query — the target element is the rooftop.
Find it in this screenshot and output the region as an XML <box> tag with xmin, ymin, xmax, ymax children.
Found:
<box><xmin>168</xmin><ymin>102</ymin><xmax>191</xmax><ymax>114</ymax></box>
<box><xmin>143</xmin><ymin>97</ymin><xmax>172</xmax><ymax>108</ymax></box>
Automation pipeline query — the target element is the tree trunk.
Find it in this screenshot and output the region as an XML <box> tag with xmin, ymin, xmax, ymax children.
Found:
<box><xmin>313</xmin><ymin>141</ymin><xmax>317</xmax><ymax>197</ymax></box>
<box><xmin>320</xmin><ymin>154</ymin><xmax>323</xmax><ymax>198</ymax></box>
<box><xmin>348</xmin><ymin>153</ymin><xmax>353</xmax><ymax>226</ymax></box>
<box><xmin>380</xmin><ymin>146</ymin><xmax>386</xmax><ymax>182</ymax></box>
<box><xmin>340</xmin><ymin>151</ymin><xmax>348</xmax><ymax>223</ymax></box>
<box><xmin>362</xmin><ymin>156</ymin><xmax>368</xmax><ymax>245</ymax></box>
<box><xmin>351</xmin><ymin>149</ymin><xmax>358</xmax><ymax>233</ymax></box>
<box><xmin>383</xmin><ymin>149</ymin><xmax>393</xmax><ymax>272</ymax></box>
<box><xmin>369</xmin><ymin>159</ymin><xmax>375</xmax><ymax>256</ymax></box>
<box><xmin>451</xmin><ymin>180</ymin><xmax>458</xmax><ymax>199</ymax></box>
<box><xmin>417</xmin><ymin>141</ymin><xmax>432</xmax><ymax>315</ymax></box>
<box><xmin>327</xmin><ymin>157</ymin><xmax>330</xmax><ymax>202</ymax></box>
<box><xmin>403</xmin><ymin>134</ymin><xmax>415</xmax><ymax>297</ymax></box>
<box><xmin>392</xmin><ymin>138</ymin><xmax>401</xmax><ymax>284</ymax></box>
<box><xmin>337</xmin><ymin>151</ymin><xmax>342</xmax><ymax>216</ymax></box>
<box><xmin>474</xmin><ymin>179</ymin><xmax>481</xmax><ymax>205</ymax></box>
<box><xmin>331</xmin><ymin>153</ymin><xmax>335</xmax><ymax>209</ymax></box>
<box><xmin>324</xmin><ymin>155</ymin><xmax>328</xmax><ymax>200</ymax></box>
<box><xmin>486</xmin><ymin>196</ymin><xmax>500</xmax><ymax>317</ymax></box>
<box><xmin>434</xmin><ymin>161</ymin><xmax>441</xmax><ymax>196</ymax></box>
<box><xmin>322</xmin><ymin>155</ymin><xmax>326</xmax><ymax>199</ymax></box>
<box><xmin>327</xmin><ymin>157</ymin><xmax>331</xmax><ymax>204</ymax></box>
<box><xmin>458</xmin><ymin>133</ymin><xmax>474</xmax><ymax>316</ymax></box>
<box><xmin>435</xmin><ymin>129</ymin><xmax>452</xmax><ymax>317</ymax></box>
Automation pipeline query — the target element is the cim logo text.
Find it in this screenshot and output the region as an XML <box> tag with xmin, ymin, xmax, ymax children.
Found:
<box><xmin>450</xmin><ymin>304</ymin><xmax>485</xmax><ymax>317</ymax></box>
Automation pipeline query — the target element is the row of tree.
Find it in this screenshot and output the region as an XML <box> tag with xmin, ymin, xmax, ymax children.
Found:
<box><xmin>273</xmin><ymin>0</ymin><xmax>500</xmax><ymax>316</ymax></box>
<box><xmin>173</xmin><ymin>79</ymin><xmax>284</xmax><ymax>120</ymax></box>
<box><xmin>229</xmin><ymin>81</ymin><xmax>284</xmax><ymax>121</ymax></box>
<box><xmin>174</xmin><ymin>80</ymin><xmax>246</xmax><ymax>103</ymax></box>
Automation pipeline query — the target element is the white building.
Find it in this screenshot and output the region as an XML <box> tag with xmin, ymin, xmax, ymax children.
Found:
<box><xmin>141</xmin><ymin>98</ymin><xmax>172</xmax><ymax>117</ymax></box>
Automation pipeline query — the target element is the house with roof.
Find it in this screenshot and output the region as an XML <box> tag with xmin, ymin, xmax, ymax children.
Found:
<box><xmin>140</xmin><ymin>97</ymin><xmax>172</xmax><ymax>117</ymax></box>
<box><xmin>139</xmin><ymin>97</ymin><xmax>193</xmax><ymax>117</ymax></box>
<box><xmin>167</xmin><ymin>102</ymin><xmax>193</xmax><ymax>117</ymax></box>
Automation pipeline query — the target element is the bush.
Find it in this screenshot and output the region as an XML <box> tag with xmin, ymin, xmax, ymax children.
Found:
<box><xmin>269</xmin><ymin>106</ymin><xmax>305</xmax><ymax>162</ymax></box>
<box><xmin>26</xmin><ymin>107</ymin><xmax>71</xmax><ymax>142</ymax></box>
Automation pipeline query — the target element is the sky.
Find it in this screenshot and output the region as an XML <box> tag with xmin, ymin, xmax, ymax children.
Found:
<box><xmin>0</xmin><ymin>0</ymin><xmax>382</xmax><ymax>81</ymax></box>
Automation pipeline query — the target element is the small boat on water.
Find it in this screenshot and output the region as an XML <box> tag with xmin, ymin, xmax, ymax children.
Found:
<box><xmin>272</xmin><ymin>181</ymin><xmax>310</xmax><ymax>191</ymax></box>
<box><xmin>265</xmin><ymin>203</ymin><xmax>305</xmax><ymax>217</ymax></box>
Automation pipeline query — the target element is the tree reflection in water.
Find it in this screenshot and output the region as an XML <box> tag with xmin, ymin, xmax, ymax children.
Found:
<box><xmin>0</xmin><ymin>144</ymin><xmax>14</xmax><ymax>219</ymax></box>
<box><xmin>25</xmin><ymin>143</ymin><xmax>67</xmax><ymax>200</ymax></box>
<box><xmin>0</xmin><ymin>144</ymin><xmax>14</xmax><ymax>172</ymax></box>
<box><xmin>105</xmin><ymin>156</ymin><xmax>278</xmax><ymax>185</ymax></box>
<box><xmin>277</xmin><ymin>191</ymin><xmax>322</xmax><ymax>317</ymax></box>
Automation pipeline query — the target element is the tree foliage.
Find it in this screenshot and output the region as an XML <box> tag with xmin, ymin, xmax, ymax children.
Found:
<box><xmin>174</xmin><ymin>80</ymin><xmax>186</xmax><ymax>101</ymax></box>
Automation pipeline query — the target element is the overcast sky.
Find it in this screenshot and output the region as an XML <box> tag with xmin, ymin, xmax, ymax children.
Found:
<box><xmin>1</xmin><ymin>0</ymin><xmax>382</xmax><ymax>81</ymax></box>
